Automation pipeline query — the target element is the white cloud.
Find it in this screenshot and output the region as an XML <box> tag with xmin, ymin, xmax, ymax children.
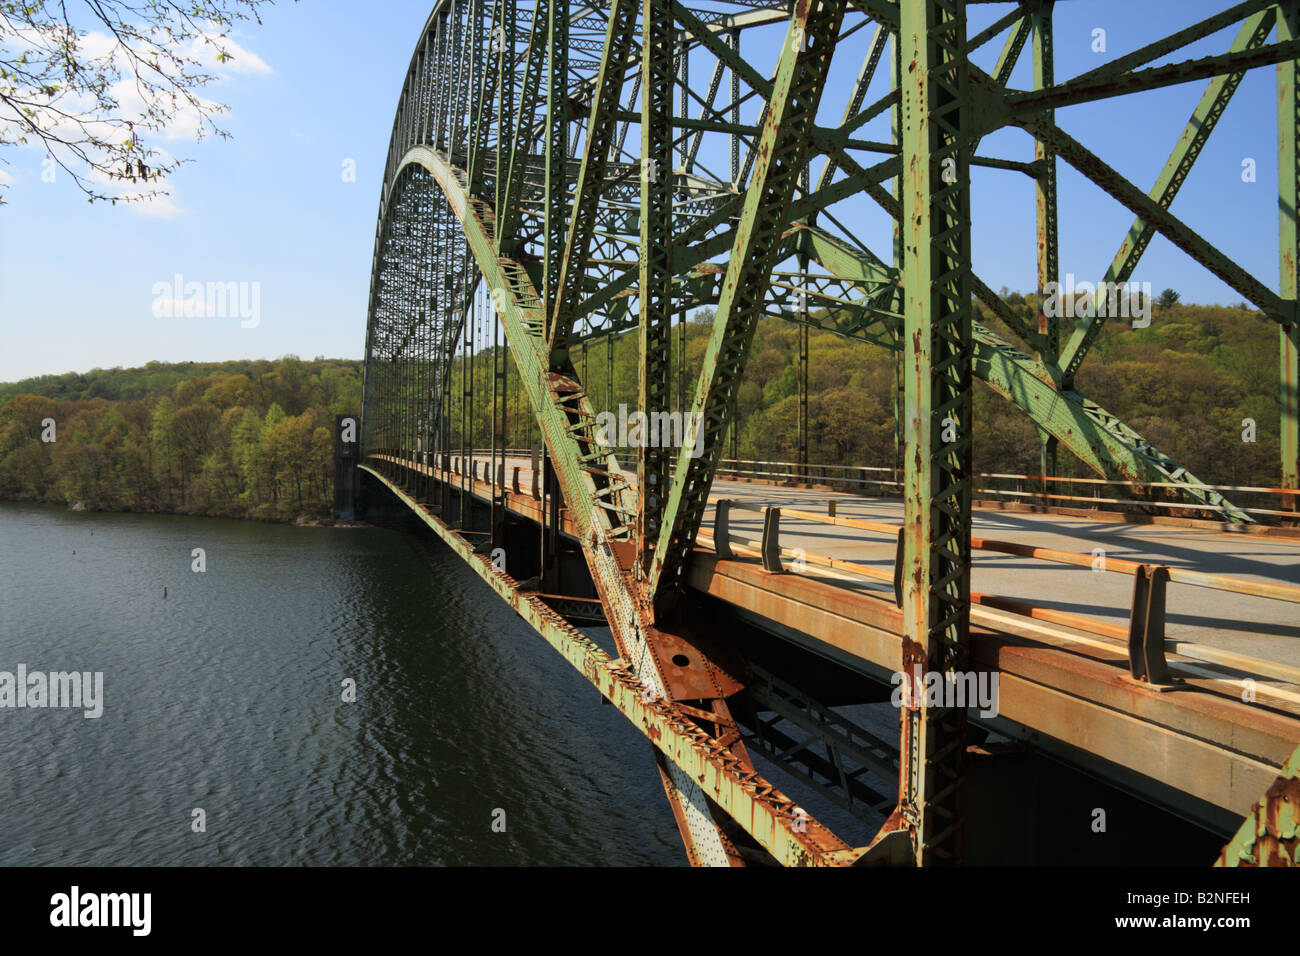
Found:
<box><xmin>130</xmin><ymin>194</ymin><xmax>186</xmax><ymax>219</ymax></box>
<box><xmin>201</xmin><ymin>34</ymin><xmax>273</xmax><ymax>77</ymax></box>
<box><xmin>67</xmin><ymin>22</ymin><xmax>272</xmax><ymax>78</ymax></box>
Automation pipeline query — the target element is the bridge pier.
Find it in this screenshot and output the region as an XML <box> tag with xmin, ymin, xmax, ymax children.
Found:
<box><xmin>333</xmin><ymin>414</ymin><xmax>359</xmax><ymax>520</ymax></box>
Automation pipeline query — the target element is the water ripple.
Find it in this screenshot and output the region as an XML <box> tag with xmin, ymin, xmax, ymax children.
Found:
<box><xmin>0</xmin><ymin>503</ymin><xmax>683</xmax><ymax>865</ymax></box>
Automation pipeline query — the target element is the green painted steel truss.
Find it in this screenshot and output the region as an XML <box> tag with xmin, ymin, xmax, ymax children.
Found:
<box><xmin>360</xmin><ymin>0</ymin><xmax>1300</xmax><ymax>866</ymax></box>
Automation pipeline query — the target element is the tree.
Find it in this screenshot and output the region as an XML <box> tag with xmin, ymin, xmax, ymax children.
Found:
<box><xmin>1156</xmin><ymin>288</ymin><xmax>1181</xmax><ymax>310</ymax></box>
<box><xmin>171</xmin><ymin>403</ymin><xmax>220</xmax><ymax>501</ymax></box>
<box><xmin>1</xmin><ymin>1</ymin><xmax>286</xmax><ymax>205</ymax></box>
<box><xmin>262</xmin><ymin>411</ymin><xmax>315</xmax><ymax>509</ymax></box>
<box><xmin>230</xmin><ymin>406</ymin><xmax>265</xmax><ymax>502</ymax></box>
<box><xmin>148</xmin><ymin>395</ymin><xmax>175</xmax><ymax>500</ymax></box>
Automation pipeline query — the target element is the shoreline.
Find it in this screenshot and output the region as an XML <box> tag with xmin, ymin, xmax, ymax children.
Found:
<box><xmin>0</xmin><ymin>498</ymin><xmax>372</xmax><ymax>529</ymax></box>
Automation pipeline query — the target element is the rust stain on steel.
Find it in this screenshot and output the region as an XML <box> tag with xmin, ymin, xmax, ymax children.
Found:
<box><xmin>971</xmin><ymin>630</ymin><xmax>1300</xmax><ymax>761</ymax></box>
<box><xmin>644</xmin><ymin>623</ymin><xmax>747</xmax><ymax>701</ymax></box>
<box><xmin>1253</xmin><ymin>776</ymin><xmax>1300</xmax><ymax>865</ymax></box>
<box><xmin>1217</xmin><ymin>746</ymin><xmax>1300</xmax><ymax>866</ymax></box>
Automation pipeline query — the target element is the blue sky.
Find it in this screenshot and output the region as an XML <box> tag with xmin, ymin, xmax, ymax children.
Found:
<box><xmin>0</xmin><ymin>0</ymin><xmax>1286</xmax><ymax>382</ymax></box>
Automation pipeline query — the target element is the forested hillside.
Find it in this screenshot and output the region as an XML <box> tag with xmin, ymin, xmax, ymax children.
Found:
<box><xmin>0</xmin><ymin>297</ymin><xmax>1285</xmax><ymax>522</ymax></box>
<box><xmin>0</xmin><ymin>358</ymin><xmax>362</xmax><ymax>519</ymax></box>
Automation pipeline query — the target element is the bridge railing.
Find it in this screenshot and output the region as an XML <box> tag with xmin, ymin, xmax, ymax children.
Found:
<box><xmin>713</xmin><ymin>457</ymin><xmax>1299</xmax><ymax>525</ymax></box>
<box><xmin>388</xmin><ymin>447</ymin><xmax>1298</xmax><ymax>525</ymax></box>
<box><xmin>706</xmin><ymin>498</ymin><xmax>1300</xmax><ymax>700</ymax></box>
<box><xmin>393</xmin><ymin>447</ymin><xmax>1299</xmax><ymax>530</ymax></box>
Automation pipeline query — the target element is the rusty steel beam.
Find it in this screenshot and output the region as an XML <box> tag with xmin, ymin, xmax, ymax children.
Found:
<box><xmin>1281</xmin><ymin>2</ymin><xmax>1300</xmax><ymax>510</ymax></box>
<box><xmin>360</xmin><ymin>463</ymin><xmax>859</xmax><ymax>867</ymax></box>
<box><xmin>1216</xmin><ymin>741</ymin><xmax>1300</xmax><ymax>866</ymax></box>
<box><xmin>649</xmin><ymin>0</ymin><xmax>848</xmax><ymax>600</ymax></box>
<box><xmin>894</xmin><ymin>0</ymin><xmax>974</xmax><ymax>867</ymax></box>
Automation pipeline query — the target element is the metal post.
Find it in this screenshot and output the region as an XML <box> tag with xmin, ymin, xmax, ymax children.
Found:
<box><xmin>495</xmin><ymin>0</ymin><xmax>515</xmax><ymax>238</ymax></box>
<box><xmin>896</xmin><ymin>0</ymin><xmax>972</xmax><ymax>867</ymax></box>
<box><xmin>461</xmin><ymin>272</ymin><xmax>472</xmax><ymax>526</ymax></box>
<box><xmin>543</xmin><ymin>0</ymin><xmax>568</xmax><ymax>319</ymax></box>
<box><xmin>891</xmin><ymin>29</ymin><xmax>905</xmax><ymax>484</ymax></box>
<box><xmin>606</xmin><ymin>327</ymin><xmax>614</xmax><ymax>419</ymax></box>
<box><xmin>728</xmin><ymin>28</ymin><xmax>739</xmax><ymax>190</ymax></box>
<box><xmin>638</xmin><ymin>0</ymin><xmax>673</xmax><ymax>575</ymax></box>
<box><xmin>798</xmin><ymin>222</ymin><xmax>809</xmax><ymax>484</ymax></box>
<box><xmin>726</xmin><ymin>28</ymin><xmax>740</xmax><ymax>467</ymax></box>
<box><xmin>1281</xmin><ymin>1</ymin><xmax>1300</xmax><ymax>513</ymax></box>
<box><xmin>1033</xmin><ymin>0</ymin><xmax>1060</xmax><ymax>504</ymax></box>
<box><xmin>491</xmin><ymin>282</ymin><xmax>502</xmax><ymax>541</ymax></box>
<box><xmin>677</xmin><ymin>32</ymin><xmax>688</xmax><ymax>414</ymax></box>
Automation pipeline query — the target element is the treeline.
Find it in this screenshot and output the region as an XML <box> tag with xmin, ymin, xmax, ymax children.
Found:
<box><xmin>1</xmin><ymin>298</ymin><xmax>1285</xmax><ymax>521</ymax></box>
<box><xmin>0</xmin><ymin>358</ymin><xmax>362</xmax><ymax>519</ymax></box>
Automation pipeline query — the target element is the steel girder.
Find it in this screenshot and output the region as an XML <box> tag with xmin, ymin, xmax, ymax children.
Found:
<box><xmin>548</xmin><ymin>0</ymin><xmax>639</xmax><ymax>360</ymax></box>
<box><xmin>1031</xmin><ymin>0</ymin><xmax>1058</xmax><ymax>482</ymax></box>
<box><xmin>360</xmin><ymin>463</ymin><xmax>856</xmax><ymax>867</ymax></box>
<box><xmin>390</xmin><ymin>145</ymin><xmax>743</xmax><ymax>865</ymax></box>
<box><xmin>639</xmin><ymin>0</ymin><xmax>676</xmax><ymax>575</ymax></box>
<box><xmin>647</xmin><ymin>0</ymin><xmax>849</xmax><ymax>596</ymax></box>
<box><xmin>1281</xmin><ymin>2</ymin><xmax>1300</xmax><ymax>507</ymax></box>
<box><xmin>894</xmin><ymin>0</ymin><xmax>972</xmax><ymax>868</ymax></box>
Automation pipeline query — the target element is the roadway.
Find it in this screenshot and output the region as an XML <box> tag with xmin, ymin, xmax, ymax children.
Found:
<box><xmin>456</xmin><ymin>453</ymin><xmax>1300</xmax><ymax>699</ymax></box>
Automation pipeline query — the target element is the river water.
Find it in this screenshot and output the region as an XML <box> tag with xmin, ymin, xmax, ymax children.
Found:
<box><xmin>0</xmin><ymin>503</ymin><xmax>684</xmax><ymax>866</ymax></box>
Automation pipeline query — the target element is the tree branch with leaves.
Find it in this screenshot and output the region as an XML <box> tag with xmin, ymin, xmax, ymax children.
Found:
<box><xmin>0</xmin><ymin>0</ymin><xmax>285</xmax><ymax>205</ymax></box>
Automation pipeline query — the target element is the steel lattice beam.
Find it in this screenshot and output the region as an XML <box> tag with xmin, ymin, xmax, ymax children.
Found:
<box><xmin>649</xmin><ymin>0</ymin><xmax>848</xmax><ymax>598</ymax></box>
<box><xmin>893</xmin><ymin>0</ymin><xmax>972</xmax><ymax>868</ymax></box>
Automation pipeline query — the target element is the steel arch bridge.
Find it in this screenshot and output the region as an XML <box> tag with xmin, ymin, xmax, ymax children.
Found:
<box><xmin>358</xmin><ymin>0</ymin><xmax>1300</xmax><ymax>866</ymax></box>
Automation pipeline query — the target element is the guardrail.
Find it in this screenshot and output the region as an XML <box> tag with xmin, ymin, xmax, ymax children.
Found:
<box><xmin>714</xmin><ymin>457</ymin><xmax>1299</xmax><ymax>524</ymax></box>
<box><xmin>704</xmin><ymin>498</ymin><xmax>1300</xmax><ymax>692</ymax></box>
<box><xmin>399</xmin><ymin>447</ymin><xmax>1297</xmax><ymax>523</ymax></box>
